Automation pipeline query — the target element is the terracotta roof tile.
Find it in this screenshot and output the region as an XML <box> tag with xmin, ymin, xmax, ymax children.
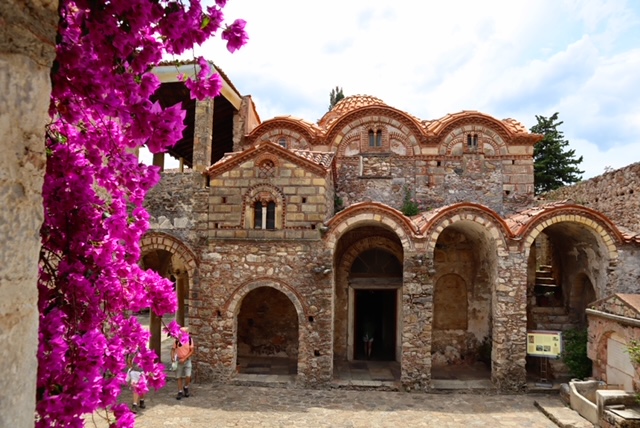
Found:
<box><xmin>318</xmin><ymin>95</ymin><xmax>387</xmax><ymax>127</ymax></box>
<box><xmin>290</xmin><ymin>149</ymin><xmax>334</xmax><ymax>169</ymax></box>
<box><xmin>504</xmin><ymin>201</ymin><xmax>570</xmax><ymax>234</ymax></box>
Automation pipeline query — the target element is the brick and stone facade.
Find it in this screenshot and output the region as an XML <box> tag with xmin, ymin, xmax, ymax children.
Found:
<box><xmin>144</xmin><ymin>92</ymin><xmax>640</xmax><ymax>392</ymax></box>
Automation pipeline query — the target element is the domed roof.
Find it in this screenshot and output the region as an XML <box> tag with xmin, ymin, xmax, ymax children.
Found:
<box><xmin>318</xmin><ymin>95</ymin><xmax>387</xmax><ymax>126</ymax></box>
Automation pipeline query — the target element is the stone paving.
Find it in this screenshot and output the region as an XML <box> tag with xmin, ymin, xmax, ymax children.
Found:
<box><xmin>86</xmin><ymin>382</ymin><xmax>592</xmax><ymax>428</ymax></box>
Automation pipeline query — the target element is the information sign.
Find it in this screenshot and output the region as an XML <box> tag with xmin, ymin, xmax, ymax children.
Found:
<box><xmin>527</xmin><ymin>330</ymin><xmax>562</xmax><ymax>358</ymax></box>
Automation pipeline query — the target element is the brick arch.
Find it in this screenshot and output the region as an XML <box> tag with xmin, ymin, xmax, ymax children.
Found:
<box><xmin>326</xmin><ymin>106</ymin><xmax>425</xmax><ymax>152</ymax></box>
<box><xmin>242</xmin><ymin>183</ymin><xmax>286</xmax><ymax>228</ymax></box>
<box><xmin>338</xmin><ymin>236</ymin><xmax>404</xmax><ymax>277</ymax></box>
<box><xmin>516</xmin><ymin>205</ymin><xmax>623</xmax><ymax>259</ymax></box>
<box><xmin>223</xmin><ymin>277</ymin><xmax>308</xmax><ymax>322</ymax></box>
<box><xmin>244</xmin><ymin>117</ymin><xmax>318</xmax><ymax>147</ymax></box>
<box><xmin>433</xmin><ymin>114</ymin><xmax>513</xmax><ymax>152</ymax></box>
<box><xmin>325</xmin><ymin>202</ymin><xmax>419</xmax><ymax>252</ymax></box>
<box><xmin>337</xmin><ymin>131</ymin><xmax>363</xmax><ymax>157</ymax></box>
<box><xmin>439</xmin><ymin>125</ymin><xmax>507</xmax><ymax>156</ymax></box>
<box><xmin>419</xmin><ymin>203</ymin><xmax>511</xmax><ymax>254</ymax></box>
<box><xmin>140</xmin><ymin>232</ymin><xmax>198</xmax><ymax>278</ymax></box>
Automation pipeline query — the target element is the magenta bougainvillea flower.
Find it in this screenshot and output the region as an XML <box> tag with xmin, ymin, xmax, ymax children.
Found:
<box><xmin>38</xmin><ymin>0</ymin><xmax>247</xmax><ymax>426</ymax></box>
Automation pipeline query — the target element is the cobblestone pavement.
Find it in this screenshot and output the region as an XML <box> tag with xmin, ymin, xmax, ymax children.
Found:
<box><xmin>87</xmin><ymin>383</ymin><xmax>568</xmax><ymax>428</ymax></box>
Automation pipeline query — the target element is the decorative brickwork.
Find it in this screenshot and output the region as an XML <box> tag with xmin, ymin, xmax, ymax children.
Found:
<box><xmin>143</xmin><ymin>94</ymin><xmax>640</xmax><ymax>392</ymax></box>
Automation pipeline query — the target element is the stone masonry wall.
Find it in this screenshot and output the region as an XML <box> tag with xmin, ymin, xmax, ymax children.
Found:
<box><xmin>192</xmin><ymin>240</ymin><xmax>333</xmax><ymax>386</ymax></box>
<box><xmin>208</xmin><ymin>157</ymin><xmax>330</xmax><ymax>239</ymax></box>
<box><xmin>336</xmin><ymin>154</ymin><xmax>533</xmax><ymax>216</ymax></box>
<box><xmin>144</xmin><ymin>170</ymin><xmax>207</xmax><ymax>245</ymax></box>
<box><xmin>0</xmin><ymin>0</ymin><xmax>58</xmax><ymax>425</ymax></box>
<box><xmin>545</xmin><ymin>162</ymin><xmax>640</xmax><ymax>234</ymax></box>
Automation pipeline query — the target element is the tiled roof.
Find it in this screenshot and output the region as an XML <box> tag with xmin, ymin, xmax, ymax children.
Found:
<box><xmin>504</xmin><ymin>201</ymin><xmax>570</xmax><ymax>234</ymax></box>
<box><xmin>210</xmin><ymin>144</ymin><xmax>333</xmax><ymax>170</ymax></box>
<box><xmin>425</xmin><ymin>111</ymin><xmax>533</xmax><ymax>136</ymax></box>
<box><xmin>319</xmin><ymin>95</ymin><xmax>387</xmax><ymax>127</ymax></box>
<box><xmin>502</xmin><ymin>118</ymin><xmax>528</xmax><ymax>133</ymax></box>
<box><xmin>291</xmin><ymin>149</ymin><xmax>334</xmax><ymax>169</ymax></box>
<box><xmin>331</xmin><ymin>95</ymin><xmax>386</xmax><ymax>114</ymax></box>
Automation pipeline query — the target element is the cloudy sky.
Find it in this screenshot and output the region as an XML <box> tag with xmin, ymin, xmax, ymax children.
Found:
<box><xmin>183</xmin><ymin>0</ymin><xmax>640</xmax><ymax>180</ymax></box>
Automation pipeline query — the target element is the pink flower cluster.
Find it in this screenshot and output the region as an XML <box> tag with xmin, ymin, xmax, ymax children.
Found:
<box><xmin>38</xmin><ymin>0</ymin><xmax>246</xmax><ymax>426</ymax></box>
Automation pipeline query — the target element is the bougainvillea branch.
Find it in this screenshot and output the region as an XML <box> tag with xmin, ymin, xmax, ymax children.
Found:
<box><xmin>38</xmin><ymin>1</ymin><xmax>246</xmax><ymax>426</ymax></box>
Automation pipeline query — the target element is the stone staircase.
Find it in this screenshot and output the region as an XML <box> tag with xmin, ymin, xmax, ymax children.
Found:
<box><xmin>534</xmin><ymin>265</ymin><xmax>563</xmax><ymax>307</ymax></box>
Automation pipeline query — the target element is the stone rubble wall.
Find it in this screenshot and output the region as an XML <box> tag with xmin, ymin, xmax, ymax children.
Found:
<box><xmin>193</xmin><ymin>240</ymin><xmax>333</xmax><ymax>386</ymax></box>
<box><xmin>544</xmin><ymin>163</ymin><xmax>640</xmax><ymax>234</ymax></box>
<box><xmin>0</xmin><ymin>0</ymin><xmax>58</xmax><ymax>426</ymax></box>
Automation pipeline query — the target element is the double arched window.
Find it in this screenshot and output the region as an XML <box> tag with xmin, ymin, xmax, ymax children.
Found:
<box><xmin>368</xmin><ymin>129</ymin><xmax>383</xmax><ymax>147</ymax></box>
<box><xmin>253</xmin><ymin>200</ymin><xmax>276</xmax><ymax>230</ymax></box>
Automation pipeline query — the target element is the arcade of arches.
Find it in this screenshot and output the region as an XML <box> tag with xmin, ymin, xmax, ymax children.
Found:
<box><xmin>141</xmin><ymin>94</ymin><xmax>640</xmax><ymax>391</ymax></box>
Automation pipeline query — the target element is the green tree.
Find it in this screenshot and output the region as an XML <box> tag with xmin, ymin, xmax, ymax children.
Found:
<box><xmin>530</xmin><ymin>112</ymin><xmax>584</xmax><ymax>194</ymax></box>
<box><xmin>328</xmin><ymin>86</ymin><xmax>345</xmax><ymax>111</ymax></box>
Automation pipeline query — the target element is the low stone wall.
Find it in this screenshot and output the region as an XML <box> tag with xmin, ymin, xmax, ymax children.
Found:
<box><xmin>544</xmin><ymin>163</ymin><xmax>640</xmax><ymax>234</ymax></box>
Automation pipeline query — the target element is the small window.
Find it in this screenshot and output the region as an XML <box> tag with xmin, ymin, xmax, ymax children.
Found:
<box><xmin>368</xmin><ymin>129</ymin><xmax>382</xmax><ymax>147</ymax></box>
<box><xmin>467</xmin><ymin>134</ymin><xmax>478</xmax><ymax>150</ymax></box>
<box><xmin>254</xmin><ymin>201</ymin><xmax>263</xmax><ymax>229</ymax></box>
<box><xmin>253</xmin><ymin>200</ymin><xmax>277</xmax><ymax>230</ymax></box>
<box><xmin>266</xmin><ymin>202</ymin><xmax>276</xmax><ymax>230</ymax></box>
<box><xmin>278</xmin><ymin>137</ymin><xmax>287</xmax><ymax>148</ymax></box>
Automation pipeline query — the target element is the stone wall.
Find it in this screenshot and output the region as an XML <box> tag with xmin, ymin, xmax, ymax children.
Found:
<box><xmin>145</xmin><ymin>170</ymin><xmax>205</xmax><ymax>244</ymax></box>
<box><xmin>193</xmin><ymin>240</ymin><xmax>333</xmax><ymax>386</ymax></box>
<box><xmin>0</xmin><ymin>0</ymin><xmax>58</xmax><ymax>425</ymax></box>
<box><xmin>545</xmin><ymin>163</ymin><xmax>640</xmax><ymax>234</ymax></box>
<box><xmin>208</xmin><ymin>156</ymin><xmax>331</xmax><ymax>238</ymax></box>
<box><xmin>336</xmin><ymin>154</ymin><xmax>534</xmax><ymax>216</ymax></box>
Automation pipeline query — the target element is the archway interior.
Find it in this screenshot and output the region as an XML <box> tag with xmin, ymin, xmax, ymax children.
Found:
<box><xmin>140</xmin><ymin>249</ymin><xmax>183</xmax><ymax>360</ymax></box>
<box><xmin>526</xmin><ymin>221</ymin><xmax>607</xmax><ymax>380</ymax></box>
<box><xmin>351</xmin><ymin>248</ymin><xmax>401</xmax><ymax>361</ymax></box>
<box><xmin>333</xmin><ymin>224</ymin><xmax>403</xmax><ymax>362</ymax></box>
<box><xmin>236</xmin><ymin>286</ymin><xmax>299</xmax><ymax>374</ymax></box>
<box><xmin>432</xmin><ymin>221</ymin><xmax>495</xmax><ymax>374</ymax></box>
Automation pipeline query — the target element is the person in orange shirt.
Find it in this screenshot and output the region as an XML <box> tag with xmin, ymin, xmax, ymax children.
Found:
<box><xmin>171</xmin><ymin>327</ymin><xmax>195</xmax><ymax>400</ymax></box>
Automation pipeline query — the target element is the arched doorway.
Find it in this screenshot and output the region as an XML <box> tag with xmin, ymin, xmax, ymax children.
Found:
<box><xmin>236</xmin><ymin>286</ymin><xmax>299</xmax><ymax>375</ymax></box>
<box><xmin>333</xmin><ymin>224</ymin><xmax>404</xmax><ymax>364</ymax></box>
<box><xmin>139</xmin><ymin>234</ymin><xmax>197</xmax><ymax>361</ymax></box>
<box><xmin>350</xmin><ymin>249</ymin><xmax>402</xmax><ymax>361</ymax></box>
<box><xmin>431</xmin><ymin>221</ymin><xmax>495</xmax><ymax>379</ymax></box>
<box><xmin>525</xmin><ymin>219</ymin><xmax>611</xmax><ymax>380</ymax></box>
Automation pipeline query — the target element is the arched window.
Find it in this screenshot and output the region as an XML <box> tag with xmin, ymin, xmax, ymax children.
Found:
<box><xmin>368</xmin><ymin>129</ymin><xmax>383</xmax><ymax>147</ymax></box>
<box><xmin>253</xmin><ymin>200</ymin><xmax>276</xmax><ymax>230</ymax></box>
<box><xmin>467</xmin><ymin>133</ymin><xmax>478</xmax><ymax>150</ymax></box>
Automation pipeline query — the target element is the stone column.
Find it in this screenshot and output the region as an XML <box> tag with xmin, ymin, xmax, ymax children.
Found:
<box><xmin>401</xmin><ymin>250</ymin><xmax>433</xmax><ymax>391</ymax></box>
<box><xmin>492</xmin><ymin>249</ymin><xmax>529</xmax><ymax>391</ymax></box>
<box><xmin>192</xmin><ymin>98</ymin><xmax>214</xmax><ymax>185</ymax></box>
<box><xmin>152</xmin><ymin>152</ymin><xmax>165</xmax><ymax>171</ymax></box>
<box><xmin>175</xmin><ymin>270</ymin><xmax>188</xmax><ymax>326</ymax></box>
<box><xmin>0</xmin><ymin>1</ymin><xmax>58</xmax><ymax>426</ymax></box>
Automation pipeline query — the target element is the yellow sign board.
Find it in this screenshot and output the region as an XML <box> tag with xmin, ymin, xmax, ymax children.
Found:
<box><xmin>527</xmin><ymin>330</ymin><xmax>562</xmax><ymax>358</ymax></box>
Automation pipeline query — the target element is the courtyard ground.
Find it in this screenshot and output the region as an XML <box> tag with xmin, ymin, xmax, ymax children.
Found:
<box><xmin>87</xmin><ymin>382</ymin><xmax>593</xmax><ymax>428</ymax></box>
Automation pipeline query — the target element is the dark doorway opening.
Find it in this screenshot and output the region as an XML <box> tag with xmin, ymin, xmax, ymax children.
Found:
<box><xmin>354</xmin><ymin>289</ymin><xmax>396</xmax><ymax>361</ymax></box>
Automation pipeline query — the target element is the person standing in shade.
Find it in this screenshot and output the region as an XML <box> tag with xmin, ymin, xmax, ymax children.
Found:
<box><xmin>362</xmin><ymin>318</ymin><xmax>375</xmax><ymax>359</ymax></box>
<box><xmin>171</xmin><ymin>326</ymin><xmax>194</xmax><ymax>400</ymax></box>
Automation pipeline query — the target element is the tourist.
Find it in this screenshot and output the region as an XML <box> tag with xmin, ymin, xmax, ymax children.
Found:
<box><xmin>125</xmin><ymin>354</ymin><xmax>146</xmax><ymax>413</ymax></box>
<box><xmin>171</xmin><ymin>326</ymin><xmax>195</xmax><ymax>400</ymax></box>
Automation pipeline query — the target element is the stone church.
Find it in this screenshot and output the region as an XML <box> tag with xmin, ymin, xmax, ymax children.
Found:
<box><xmin>141</xmin><ymin>63</ymin><xmax>640</xmax><ymax>392</ymax></box>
